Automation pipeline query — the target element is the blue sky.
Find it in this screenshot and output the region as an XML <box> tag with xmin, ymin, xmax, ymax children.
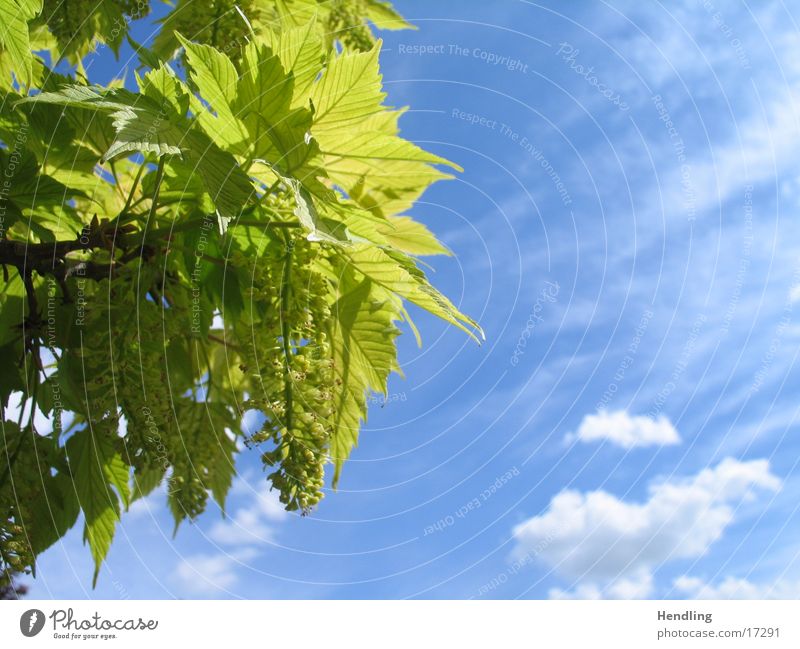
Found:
<box><xmin>25</xmin><ymin>0</ymin><xmax>800</xmax><ymax>599</ymax></box>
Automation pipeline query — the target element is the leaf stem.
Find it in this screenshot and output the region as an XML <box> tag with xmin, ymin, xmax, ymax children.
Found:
<box><xmin>26</xmin><ymin>365</ymin><xmax>40</xmax><ymax>435</ymax></box>
<box><xmin>260</xmin><ymin>178</ymin><xmax>282</xmax><ymax>204</ymax></box>
<box><xmin>280</xmin><ymin>230</ymin><xmax>295</xmax><ymax>432</ymax></box>
<box><xmin>109</xmin><ymin>161</ymin><xmax>125</xmax><ymax>201</ymax></box>
<box><xmin>145</xmin><ymin>156</ymin><xmax>167</xmax><ymax>230</ymax></box>
<box><xmin>120</xmin><ymin>161</ymin><xmax>147</xmax><ymax>218</ymax></box>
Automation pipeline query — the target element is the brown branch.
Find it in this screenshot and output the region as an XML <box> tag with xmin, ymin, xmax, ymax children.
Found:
<box><xmin>0</xmin><ymin>217</ymin><xmax>137</xmax><ymax>277</ymax></box>
<box><xmin>207</xmin><ymin>333</ymin><xmax>241</xmax><ymax>350</ymax></box>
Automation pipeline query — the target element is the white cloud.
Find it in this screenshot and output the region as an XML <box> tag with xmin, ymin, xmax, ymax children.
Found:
<box><xmin>567</xmin><ymin>410</ymin><xmax>681</xmax><ymax>449</ymax></box>
<box><xmin>607</xmin><ymin>568</ymin><xmax>656</xmax><ymax>599</ymax></box>
<box><xmin>209</xmin><ymin>487</ymin><xmax>287</xmax><ymax>546</ymax></box>
<box><xmin>549</xmin><ymin>582</ymin><xmax>602</xmax><ymax>600</ymax></box>
<box><xmin>513</xmin><ymin>458</ymin><xmax>780</xmax><ymax>598</ymax></box>
<box><xmin>173</xmin><ymin>475</ymin><xmax>288</xmax><ymax>595</ymax></box>
<box><xmin>550</xmin><ymin>567</ymin><xmax>654</xmax><ymax>600</ymax></box>
<box><xmin>673</xmin><ymin>574</ymin><xmax>800</xmax><ymax>599</ymax></box>
<box><xmin>173</xmin><ymin>548</ymin><xmax>258</xmax><ymax>595</ymax></box>
<box><xmin>198</xmin><ymin>471</ymin><xmax>289</xmax><ymax>549</ymax></box>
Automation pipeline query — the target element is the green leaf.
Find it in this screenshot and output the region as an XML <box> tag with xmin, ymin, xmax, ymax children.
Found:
<box><xmin>378</xmin><ymin>216</ymin><xmax>451</xmax><ymax>256</ymax></box>
<box><xmin>130</xmin><ymin>465</ymin><xmax>165</xmax><ymax>502</ymax></box>
<box><xmin>0</xmin><ymin>342</ymin><xmax>25</xmax><ymax>406</ymax></box>
<box><xmin>261</xmin><ymin>20</ymin><xmax>324</xmax><ymax>106</ymax></box>
<box><xmin>304</xmin><ymin>43</ymin><xmax>461</xmax><ymax>218</ymax></box>
<box><xmin>235</xmin><ymin>40</ymin><xmax>294</xmax><ymax>158</ymax></box>
<box><xmin>0</xmin><ymin>147</ymin><xmax>87</xmax><ymax>230</ymax></box>
<box><xmin>20</xmin><ymin>85</ymin><xmax>183</xmax><ymax>157</ymax></box>
<box><xmin>329</xmin><ymin>278</ymin><xmax>400</xmax><ymax>484</ymax></box>
<box><xmin>273</xmin><ymin>0</ymin><xmax>318</xmax><ymax>29</ymax></box>
<box><xmin>104</xmin><ymin>447</ymin><xmax>131</xmax><ymax>511</ymax></box>
<box><xmin>364</xmin><ymin>0</ymin><xmax>415</xmax><ymax>30</ymax></box>
<box><xmin>310</xmin><ymin>44</ymin><xmax>385</xmax><ymax>137</ymax></box>
<box><xmin>140</xmin><ymin>158</ymin><xmax>212</xmax><ymax>213</ymax></box>
<box><xmin>287</xmin><ymin>176</ymin><xmax>349</xmax><ymax>244</ymax></box>
<box><xmin>27</xmin><ymin>470</ymin><xmax>80</xmax><ymax>556</ymax></box>
<box><xmin>19</xmin><ymin>84</ymin><xmax>254</xmax><ymax>216</ymax></box>
<box><xmin>340</xmin><ymin>244</ymin><xmax>483</xmax><ymax>342</ymax></box>
<box><xmin>255</xmin><ymin>108</ymin><xmax>331</xmax><ymax>199</ymax></box>
<box><xmin>182</xmin><ymin>127</ymin><xmax>254</xmax><ymax>217</ymax></box>
<box><xmin>1</xmin><ymin>422</ymin><xmax>80</xmax><ymax>556</ymax></box>
<box><xmin>0</xmin><ymin>265</ymin><xmax>24</xmax><ymax>344</ymax></box>
<box><xmin>202</xmin><ymin>402</ymin><xmax>237</xmax><ymax>512</ymax></box>
<box><xmin>138</xmin><ymin>64</ymin><xmax>190</xmax><ymax>117</ymax></box>
<box><xmin>27</xmin><ymin>75</ymin><xmax>118</xmax><ymax>157</ymax></box>
<box><xmin>126</xmin><ymin>34</ymin><xmax>166</xmax><ymax>71</ymax></box>
<box><xmin>175</xmin><ymin>32</ymin><xmax>249</xmax><ymax>151</ymax></box>
<box><xmin>66</xmin><ymin>426</ymin><xmax>127</xmax><ymax>586</ymax></box>
<box><xmin>320</xmin><ymin>132</ymin><xmax>458</xmax><ymax>216</ymax></box>
<box><xmin>0</xmin><ymin>0</ymin><xmax>41</xmax><ymax>86</ymax></box>
<box><xmin>321</xmin><ymin>132</ymin><xmax>458</xmax><ymax>169</ymax></box>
